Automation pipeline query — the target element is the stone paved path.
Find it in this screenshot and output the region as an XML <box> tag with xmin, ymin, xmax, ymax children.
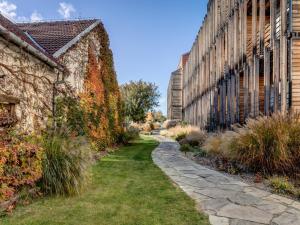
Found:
<box><xmin>152</xmin><ymin>135</ymin><xmax>300</xmax><ymax>225</ymax></box>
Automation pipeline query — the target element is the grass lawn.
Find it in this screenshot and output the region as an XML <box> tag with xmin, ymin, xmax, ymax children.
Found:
<box><xmin>1</xmin><ymin>136</ymin><xmax>209</xmax><ymax>225</ymax></box>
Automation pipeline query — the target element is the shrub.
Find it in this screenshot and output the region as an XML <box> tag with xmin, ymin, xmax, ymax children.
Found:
<box><xmin>40</xmin><ymin>135</ymin><xmax>91</xmax><ymax>196</ymax></box>
<box><xmin>269</xmin><ymin>176</ymin><xmax>298</xmax><ymax>196</ymax></box>
<box><xmin>0</xmin><ymin>132</ymin><xmax>43</xmax><ymax>202</ymax></box>
<box><xmin>193</xmin><ymin>148</ymin><xmax>208</xmax><ymax>157</ymax></box>
<box><xmin>180</xmin><ymin>144</ymin><xmax>192</xmax><ymax>155</ymax></box>
<box><xmin>142</xmin><ymin>123</ymin><xmax>154</xmax><ymax>132</ymax></box>
<box><xmin>159</xmin><ymin>130</ymin><xmax>168</xmax><ymax>136</ymax></box>
<box><xmin>185</xmin><ymin>130</ymin><xmax>207</xmax><ymax>147</ymax></box>
<box><xmin>163</xmin><ymin>125</ymin><xmax>204</xmax><ymax>139</ymax></box>
<box><xmin>153</xmin><ymin>122</ymin><xmax>161</xmax><ymax>130</ymax></box>
<box><xmin>202</xmin><ymin>131</ymin><xmax>236</xmax><ymax>158</ymax></box>
<box><xmin>118</xmin><ymin>127</ymin><xmax>139</xmax><ymax>145</ymax></box>
<box><xmin>175</xmin><ymin>133</ymin><xmax>186</xmax><ymax>142</ymax></box>
<box><xmin>162</xmin><ymin>120</ymin><xmax>179</xmax><ymax>129</ymax></box>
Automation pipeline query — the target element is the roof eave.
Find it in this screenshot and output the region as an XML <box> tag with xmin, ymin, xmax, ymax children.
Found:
<box><xmin>0</xmin><ymin>24</ymin><xmax>64</xmax><ymax>71</ymax></box>
<box><xmin>53</xmin><ymin>20</ymin><xmax>101</xmax><ymax>58</ymax></box>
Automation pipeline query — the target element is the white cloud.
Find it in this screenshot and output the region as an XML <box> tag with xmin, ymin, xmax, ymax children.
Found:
<box><xmin>58</xmin><ymin>2</ymin><xmax>75</xmax><ymax>19</ymax></box>
<box><xmin>0</xmin><ymin>0</ymin><xmax>17</xmax><ymax>19</ymax></box>
<box><xmin>30</xmin><ymin>10</ymin><xmax>43</xmax><ymax>22</ymax></box>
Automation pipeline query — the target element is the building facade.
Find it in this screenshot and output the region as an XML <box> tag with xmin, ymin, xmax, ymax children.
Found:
<box><xmin>180</xmin><ymin>0</ymin><xmax>300</xmax><ymax>130</ymax></box>
<box><xmin>0</xmin><ymin>14</ymin><xmax>63</xmax><ymax>131</ymax></box>
<box><xmin>167</xmin><ymin>69</ymin><xmax>183</xmax><ymax>120</ymax></box>
<box><xmin>167</xmin><ymin>53</ymin><xmax>189</xmax><ymax>120</ymax></box>
<box><xmin>0</xmin><ymin>15</ymin><xmax>118</xmax><ymax>132</ymax></box>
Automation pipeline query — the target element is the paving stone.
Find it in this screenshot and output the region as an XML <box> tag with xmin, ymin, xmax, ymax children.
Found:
<box><xmin>256</xmin><ymin>200</ymin><xmax>287</xmax><ymax>214</ymax></box>
<box><xmin>272</xmin><ymin>212</ymin><xmax>300</xmax><ymax>225</ymax></box>
<box><xmin>243</xmin><ymin>187</ymin><xmax>271</xmax><ymax>198</ymax></box>
<box><xmin>291</xmin><ymin>201</ymin><xmax>300</xmax><ymax>210</ymax></box>
<box><xmin>264</xmin><ymin>194</ymin><xmax>294</xmax><ymax>205</ymax></box>
<box><xmin>201</xmin><ymin>198</ymin><xmax>230</xmax><ymax>212</ymax></box>
<box><xmin>217</xmin><ymin>203</ymin><xmax>273</xmax><ymax>224</ymax></box>
<box><xmin>195</xmin><ymin>188</ymin><xmax>237</xmax><ymax>199</ymax></box>
<box><xmin>209</xmin><ymin>215</ymin><xmax>230</xmax><ymax>225</ymax></box>
<box><xmin>216</xmin><ymin>184</ymin><xmax>245</xmax><ymax>192</ymax></box>
<box><xmin>228</xmin><ymin>192</ymin><xmax>261</xmax><ymax>206</ymax></box>
<box><xmin>206</xmin><ymin>175</ymin><xmax>231</xmax><ymax>184</ymax></box>
<box><xmin>191</xmin><ymin>192</ymin><xmax>212</xmax><ymax>202</ymax></box>
<box><xmin>182</xmin><ymin>174</ymin><xmax>199</xmax><ymax>179</ymax></box>
<box><xmin>230</xmin><ymin>219</ymin><xmax>264</xmax><ymax>225</ymax></box>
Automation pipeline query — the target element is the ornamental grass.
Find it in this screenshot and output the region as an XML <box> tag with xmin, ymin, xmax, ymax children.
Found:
<box><xmin>40</xmin><ymin>134</ymin><xmax>92</xmax><ymax>196</ymax></box>
<box><xmin>202</xmin><ymin>113</ymin><xmax>300</xmax><ymax>175</ymax></box>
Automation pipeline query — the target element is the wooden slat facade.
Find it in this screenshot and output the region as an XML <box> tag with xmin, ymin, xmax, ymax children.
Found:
<box><xmin>167</xmin><ymin>69</ymin><xmax>183</xmax><ymax>120</ymax></box>
<box><xmin>178</xmin><ymin>0</ymin><xmax>300</xmax><ymax>130</ymax></box>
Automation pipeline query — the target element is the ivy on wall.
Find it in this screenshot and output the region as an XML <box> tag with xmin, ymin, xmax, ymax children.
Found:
<box><xmin>80</xmin><ymin>25</ymin><xmax>123</xmax><ymax>149</ymax></box>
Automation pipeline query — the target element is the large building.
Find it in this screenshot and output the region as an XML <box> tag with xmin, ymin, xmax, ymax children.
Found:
<box><xmin>0</xmin><ymin>14</ymin><xmax>117</xmax><ymax>131</ymax></box>
<box><xmin>172</xmin><ymin>0</ymin><xmax>300</xmax><ymax>130</ymax></box>
<box><xmin>167</xmin><ymin>53</ymin><xmax>189</xmax><ymax>120</ymax></box>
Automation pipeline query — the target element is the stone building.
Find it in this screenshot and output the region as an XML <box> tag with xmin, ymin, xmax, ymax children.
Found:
<box><xmin>18</xmin><ymin>19</ymin><xmax>103</xmax><ymax>94</ymax></box>
<box><xmin>0</xmin><ymin>14</ymin><xmax>63</xmax><ymax>131</ymax></box>
<box><xmin>174</xmin><ymin>0</ymin><xmax>300</xmax><ymax>130</ymax></box>
<box><xmin>0</xmin><ymin>14</ymin><xmax>116</xmax><ymax>132</ymax></box>
<box><xmin>167</xmin><ymin>53</ymin><xmax>189</xmax><ymax>120</ymax></box>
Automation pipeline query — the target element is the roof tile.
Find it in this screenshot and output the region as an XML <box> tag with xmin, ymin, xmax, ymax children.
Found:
<box><xmin>17</xmin><ymin>19</ymin><xmax>98</xmax><ymax>55</ymax></box>
<box><xmin>0</xmin><ymin>13</ymin><xmax>60</xmax><ymax>66</ymax></box>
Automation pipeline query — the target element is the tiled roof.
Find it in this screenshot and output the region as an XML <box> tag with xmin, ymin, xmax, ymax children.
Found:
<box><xmin>17</xmin><ymin>19</ymin><xmax>98</xmax><ymax>55</ymax></box>
<box><xmin>0</xmin><ymin>13</ymin><xmax>60</xmax><ymax>67</ymax></box>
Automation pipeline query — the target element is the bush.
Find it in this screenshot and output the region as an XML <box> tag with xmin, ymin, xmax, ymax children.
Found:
<box><xmin>175</xmin><ymin>133</ymin><xmax>186</xmax><ymax>142</ymax></box>
<box><xmin>185</xmin><ymin>130</ymin><xmax>207</xmax><ymax>147</ymax></box>
<box><xmin>180</xmin><ymin>144</ymin><xmax>192</xmax><ymax>155</ymax></box>
<box><xmin>162</xmin><ymin>120</ymin><xmax>179</xmax><ymax>129</ymax></box>
<box><xmin>40</xmin><ymin>135</ymin><xmax>91</xmax><ymax>196</ymax></box>
<box><xmin>118</xmin><ymin>127</ymin><xmax>139</xmax><ymax>145</ymax></box>
<box><xmin>0</xmin><ymin>132</ymin><xmax>43</xmax><ymax>202</ymax></box>
<box><xmin>202</xmin><ymin>131</ymin><xmax>237</xmax><ymax>158</ymax></box>
<box><xmin>153</xmin><ymin>122</ymin><xmax>161</xmax><ymax>130</ymax></box>
<box><xmin>142</xmin><ymin>123</ymin><xmax>154</xmax><ymax>132</ymax></box>
<box><xmin>162</xmin><ymin>125</ymin><xmax>204</xmax><ymax>138</ymax></box>
<box><xmin>193</xmin><ymin>148</ymin><xmax>208</xmax><ymax>157</ymax></box>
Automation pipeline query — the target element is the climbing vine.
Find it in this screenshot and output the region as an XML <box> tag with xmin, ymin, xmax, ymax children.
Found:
<box><xmin>79</xmin><ymin>25</ymin><xmax>123</xmax><ymax>149</ymax></box>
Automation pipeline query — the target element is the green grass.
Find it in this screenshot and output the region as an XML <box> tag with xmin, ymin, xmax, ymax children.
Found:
<box><xmin>1</xmin><ymin>136</ymin><xmax>209</xmax><ymax>225</ymax></box>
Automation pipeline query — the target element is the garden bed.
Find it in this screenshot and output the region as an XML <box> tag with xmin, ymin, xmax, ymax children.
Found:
<box><xmin>161</xmin><ymin>113</ymin><xmax>300</xmax><ymax>201</ymax></box>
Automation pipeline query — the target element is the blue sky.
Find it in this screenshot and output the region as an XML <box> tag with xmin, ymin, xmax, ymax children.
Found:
<box><xmin>0</xmin><ymin>0</ymin><xmax>208</xmax><ymax>114</ymax></box>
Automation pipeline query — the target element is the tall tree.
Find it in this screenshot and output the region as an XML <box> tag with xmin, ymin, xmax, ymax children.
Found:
<box><xmin>121</xmin><ymin>80</ymin><xmax>160</xmax><ymax>123</ymax></box>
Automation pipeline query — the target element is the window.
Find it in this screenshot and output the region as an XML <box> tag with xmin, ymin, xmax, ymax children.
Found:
<box><xmin>0</xmin><ymin>94</ymin><xmax>19</xmax><ymax>127</ymax></box>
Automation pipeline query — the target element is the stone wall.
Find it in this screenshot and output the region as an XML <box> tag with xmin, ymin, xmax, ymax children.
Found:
<box><xmin>59</xmin><ymin>28</ymin><xmax>102</xmax><ymax>95</ymax></box>
<box><xmin>0</xmin><ymin>37</ymin><xmax>59</xmax><ymax>131</ymax></box>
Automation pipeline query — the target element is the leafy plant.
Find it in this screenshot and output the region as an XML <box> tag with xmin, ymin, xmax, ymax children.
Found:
<box><xmin>193</xmin><ymin>148</ymin><xmax>207</xmax><ymax>157</ymax></box>
<box><xmin>175</xmin><ymin>133</ymin><xmax>186</xmax><ymax>142</ymax></box>
<box><xmin>269</xmin><ymin>176</ymin><xmax>298</xmax><ymax>196</ymax></box>
<box><xmin>0</xmin><ymin>131</ymin><xmax>43</xmax><ymax>202</ymax></box>
<box><xmin>55</xmin><ymin>96</ymin><xmax>86</xmax><ymax>136</ymax></box>
<box><xmin>180</xmin><ymin>144</ymin><xmax>192</xmax><ymax>155</ymax></box>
